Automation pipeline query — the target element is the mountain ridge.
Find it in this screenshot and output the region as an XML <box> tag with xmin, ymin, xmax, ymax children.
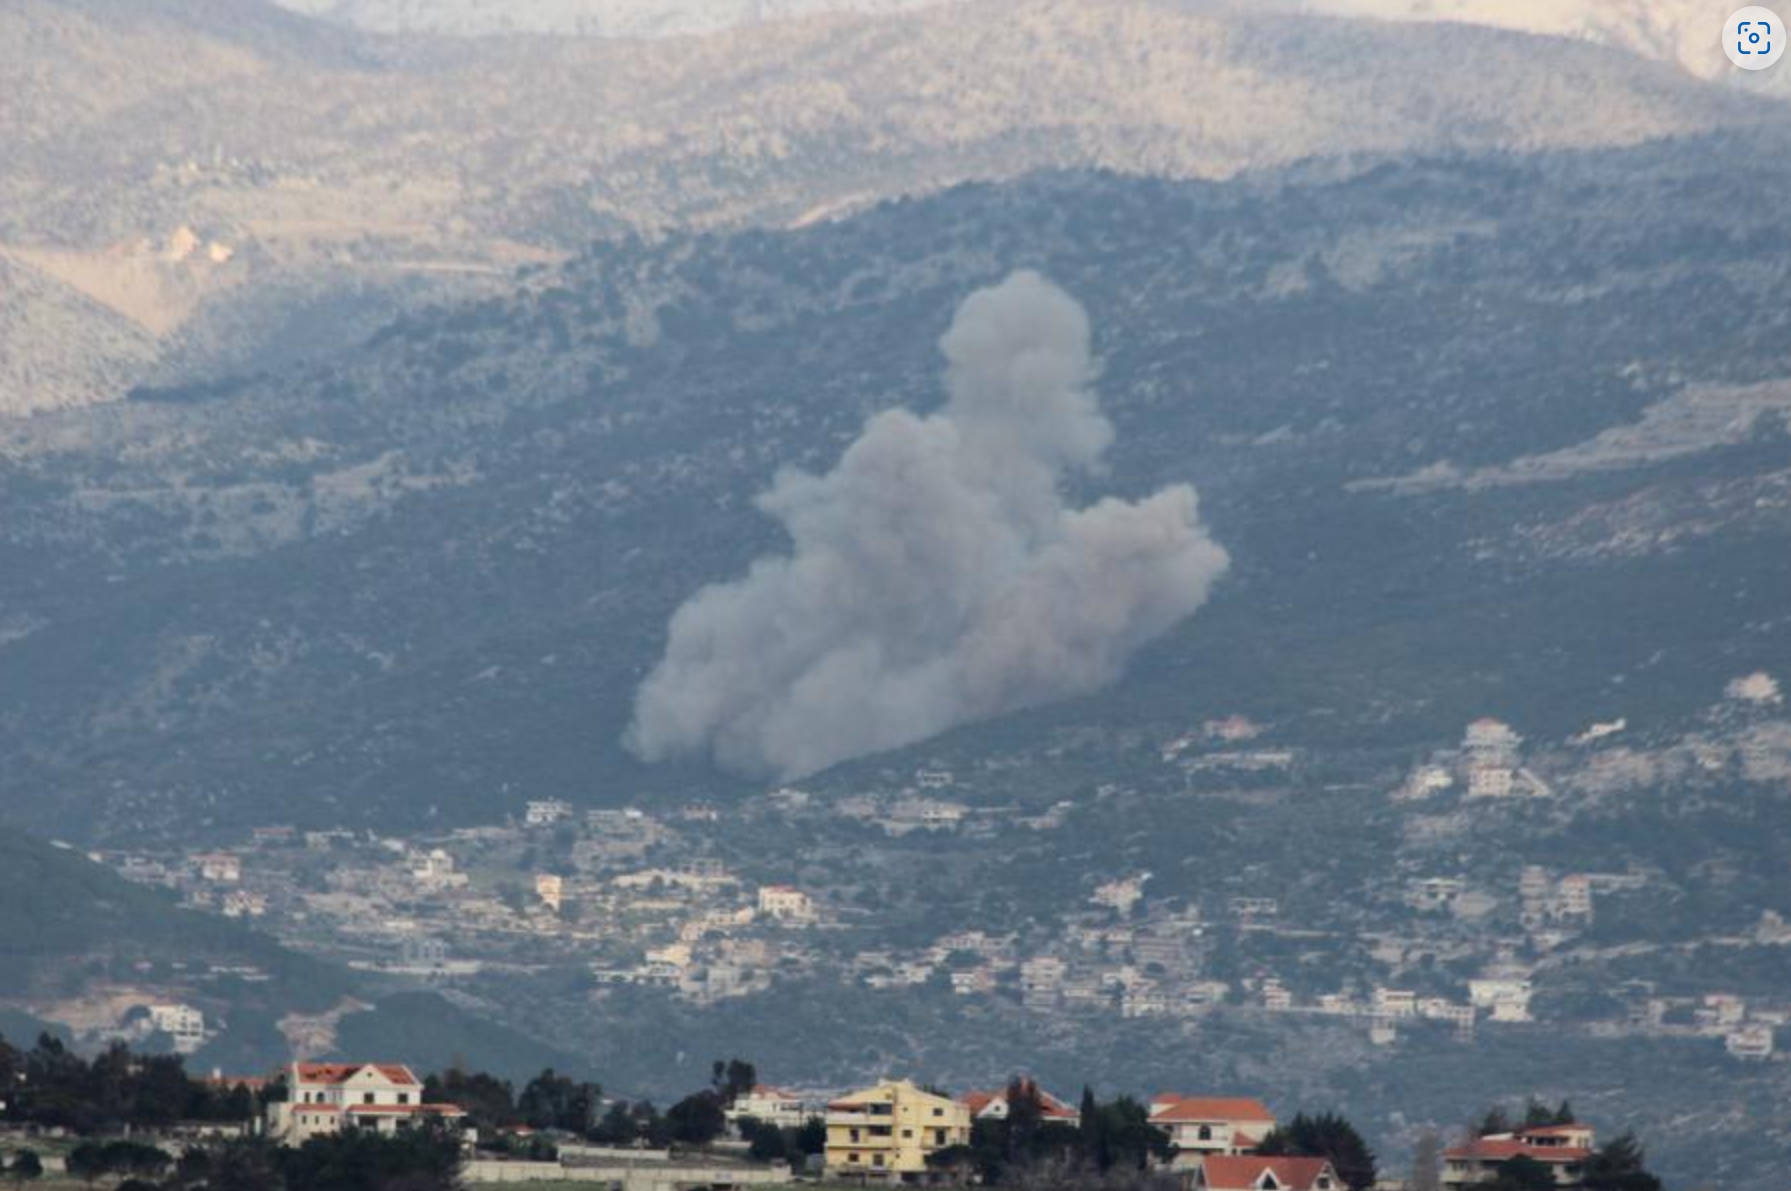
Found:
<box><xmin>0</xmin><ymin>0</ymin><xmax>1769</xmax><ymax>414</ymax></box>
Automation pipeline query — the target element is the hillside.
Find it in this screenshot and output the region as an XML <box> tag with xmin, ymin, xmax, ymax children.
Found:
<box><xmin>0</xmin><ymin>832</ymin><xmax>349</xmax><ymax>1064</ymax></box>
<box><xmin>4</xmin><ymin>129</ymin><xmax>1789</xmax><ymax>839</ymax></box>
<box><xmin>275</xmin><ymin>0</ymin><xmax>958</xmax><ymax>37</ymax></box>
<box><xmin>6</xmin><ymin>29</ymin><xmax>1791</xmax><ymax>1183</ymax></box>
<box><xmin>0</xmin><ymin>832</ymin><xmax>590</xmax><ymax>1080</ymax></box>
<box><xmin>0</xmin><ymin>0</ymin><xmax>1769</xmax><ymax>414</ymax></box>
<box><xmin>268</xmin><ymin>0</ymin><xmax>1751</xmax><ymax>85</ymax></box>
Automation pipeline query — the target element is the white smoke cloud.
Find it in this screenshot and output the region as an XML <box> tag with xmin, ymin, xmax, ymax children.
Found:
<box><xmin>625</xmin><ymin>271</ymin><xmax>1229</xmax><ymax>779</ymax></box>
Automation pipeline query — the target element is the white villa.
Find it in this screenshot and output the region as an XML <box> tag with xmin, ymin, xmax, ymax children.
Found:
<box><xmin>727</xmin><ymin>1084</ymin><xmax>810</xmax><ymax>1129</ymax></box>
<box><xmin>267</xmin><ymin>1062</ymin><xmax>468</xmax><ymax>1143</ymax></box>
<box><xmin>1148</xmin><ymin>1096</ymin><xmax>1276</xmax><ymax>1168</ymax></box>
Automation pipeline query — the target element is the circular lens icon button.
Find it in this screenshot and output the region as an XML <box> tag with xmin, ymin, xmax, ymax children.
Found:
<box><xmin>1726</xmin><ymin>7</ymin><xmax>1785</xmax><ymax>70</ymax></box>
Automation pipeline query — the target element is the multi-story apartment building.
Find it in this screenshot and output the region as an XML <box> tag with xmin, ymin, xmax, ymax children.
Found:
<box><xmin>825</xmin><ymin>1080</ymin><xmax>971</xmax><ymax>1182</ymax></box>
<box><xmin>266</xmin><ymin>1062</ymin><xmax>468</xmax><ymax>1144</ymax></box>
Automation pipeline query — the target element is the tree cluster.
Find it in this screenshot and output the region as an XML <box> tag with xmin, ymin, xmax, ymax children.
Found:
<box><xmin>928</xmin><ymin>1080</ymin><xmax>1171</xmax><ymax>1187</ymax></box>
<box><xmin>0</xmin><ymin>1035</ymin><xmax>256</xmax><ymax>1134</ymax></box>
<box><xmin>3</xmin><ymin>1150</ymin><xmax>44</xmax><ymax>1187</ymax></box>
<box><xmin>419</xmin><ymin>1066</ymin><xmax>601</xmax><ymax>1135</ymax></box>
<box><xmin>1256</xmin><ymin>1112</ymin><xmax>1377</xmax><ymax>1191</ymax></box>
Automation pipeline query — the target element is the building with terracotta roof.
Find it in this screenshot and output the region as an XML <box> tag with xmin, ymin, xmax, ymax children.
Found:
<box><xmin>958</xmin><ymin>1080</ymin><xmax>1080</xmax><ymax>1127</ymax></box>
<box><xmin>1148</xmin><ymin>1096</ymin><xmax>1276</xmax><ymax>1168</ymax></box>
<box><xmin>727</xmin><ymin>1084</ymin><xmax>810</xmax><ymax>1129</ymax></box>
<box><xmin>1442</xmin><ymin>1124</ymin><xmax>1595</xmax><ymax>1189</ymax></box>
<box><xmin>267</xmin><ymin>1062</ymin><xmax>468</xmax><ymax>1144</ymax></box>
<box><xmin>825</xmin><ymin>1079</ymin><xmax>970</xmax><ymax>1182</ymax></box>
<box><xmin>1194</xmin><ymin>1155</ymin><xmax>1341</xmax><ymax>1191</ymax></box>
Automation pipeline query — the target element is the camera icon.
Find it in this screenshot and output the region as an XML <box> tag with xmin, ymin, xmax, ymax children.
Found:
<box><xmin>1726</xmin><ymin>6</ymin><xmax>1786</xmax><ymax>69</ymax></box>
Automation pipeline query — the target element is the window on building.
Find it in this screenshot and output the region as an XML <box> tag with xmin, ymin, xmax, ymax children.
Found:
<box><xmin>364</xmin><ymin>1093</ymin><xmax>376</xmax><ymax>1104</ymax></box>
<box><xmin>1198</xmin><ymin>1125</ymin><xmax>1213</xmax><ymax>1141</ymax></box>
<box><xmin>398</xmin><ymin>1093</ymin><xmax>410</xmax><ymax>1105</ymax></box>
<box><xmin>849</xmin><ymin>1153</ymin><xmax>861</xmax><ymax>1164</ymax></box>
<box><xmin>902</xmin><ymin>1129</ymin><xmax>913</xmax><ymax>1139</ymax></box>
<box><xmin>873</xmin><ymin>1155</ymin><xmax>885</xmax><ymax>1168</ymax></box>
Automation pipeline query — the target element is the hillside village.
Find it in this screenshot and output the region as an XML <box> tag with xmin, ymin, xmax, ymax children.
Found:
<box><xmin>69</xmin><ymin>677</ymin><xmax>1791</xmax><ymax>1080</ymax></box>
<box><xmin>0</xmin><ymin>1044</ymin><xmax>1663</xmax><ymax>1191</ymax></box>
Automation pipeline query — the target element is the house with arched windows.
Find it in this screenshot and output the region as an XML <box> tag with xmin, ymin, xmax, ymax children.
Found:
<box><xmin>1148</xmin><ymin>1096</ymin><xmax>1277</xmax><ymax>1170</ymax></box>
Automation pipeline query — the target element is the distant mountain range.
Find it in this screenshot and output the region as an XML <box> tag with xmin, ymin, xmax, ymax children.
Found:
<box><xmin>267</xmin><ymin>0</ymin><xmax>1788</xmax><ymax>102</ymax></box>
<box><xmin>0</xmin><ymin>0</ymin><xmax>1768</xmax><ymax>415</ymax></box>
<box><xmin>274</xmin><ymin>0</ymin><xmax>958</xmax><ymax>37</ymax></box>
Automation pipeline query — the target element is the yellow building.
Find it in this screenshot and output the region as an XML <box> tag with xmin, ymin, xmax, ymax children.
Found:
<box><xmin>825</xmin><ymin>1079</ymin><xmax>972</xmax><ymax>1182</ymax></box>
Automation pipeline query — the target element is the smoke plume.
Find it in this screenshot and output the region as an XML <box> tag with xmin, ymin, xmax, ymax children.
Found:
<box><xmin>625</xmin><ymin>271</ymin><xmax>1229</xmax><ymax>779</ymax></box>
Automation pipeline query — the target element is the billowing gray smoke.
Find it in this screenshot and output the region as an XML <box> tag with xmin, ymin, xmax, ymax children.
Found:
<box><xmin>625</xmin><ymin>271</ymin><xmax>1229</xmax><ymax>779</ymax></box>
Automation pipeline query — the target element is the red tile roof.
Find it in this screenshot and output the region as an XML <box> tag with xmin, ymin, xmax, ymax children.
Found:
<box><xmin>1201</xmin><ymin>1155</ymin><xmax>1335</xmax><ymax>1190</ymax></box>
<box><xmin>1151</xmin><ymin>1096</ymin><xmax>1276</xmax><ymax>1124</ymax></box>
<box><xmin>962</xmin><ymin>1087</ymin><xmax>1079</xmax><ymax>1120</ymax></box>
<box><xmin>1521</xmin><ymin>1124</ymin><xmax>1593</xmax><ymax>1140</ymax></box>
<box><xmin>295</xmin><ymin>1062</ymin><xmax>420</xmax><ymax>1087</ymax></box>
<box><xmin>747</xmin><ymin>1084</ymin><xmax>801</xmax><ymax>1100</ymax></box>
<box><xmin>1443</xmin><ymin>1137</ymin><xmax>1591</xmax><ymax>1164</ymax></box>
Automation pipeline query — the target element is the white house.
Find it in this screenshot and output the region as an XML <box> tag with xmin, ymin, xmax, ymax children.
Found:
<box><xmin>1148</xmin><ymin>1096</ymin><xmax>1276</xmax><ymax>1168</ymax></box>
<box><xmin>192</xmin><ymin>853</ymin><xmax>242</xmax><ymax>883</ymax></box>
<box><xmin>267</xmin><ymin>1063</ymin><xmax>468</xmax><ymax>1143</ymax></box>
<box><xmin>525</xmin><ymin>799</ymin><xmax>573</xmax><ymax>827</ymax></box>
<box><xmin>1727</xmin><ymin>1023</ymin><xmax>1775</xmax><ymax>1060</ymax></box>
<box><xmin>757</xmin><ymin>885</ymin><xmax>814</xmax><ymax>921</ymax></box>
<box><xmin>141</xmin><ymin>1004</ymin><xmax>207</xmax><ymax>1054</ymax></box>
<box><xmin>727</xmin><ymin>1084</ymin><xmax>810</xmax><ymax>1129</ymax></box>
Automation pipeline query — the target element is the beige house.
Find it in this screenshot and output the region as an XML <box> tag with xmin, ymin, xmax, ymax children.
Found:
<box><xmin>757</xmin><ymin>885</ymin><xmax>815</xmax><ymax>921</ymax></box>
<box><xmin>825</xmin><ymin>1079</ymin><xmax>970</xmax><ymax>1182</ymax></box>
<box><xmin>267</xmin><ymin>1062</ymin><xmax>468</xmax><ymax>1144</ymax></box>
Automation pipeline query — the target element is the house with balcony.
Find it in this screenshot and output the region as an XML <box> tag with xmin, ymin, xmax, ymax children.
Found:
<box><xmin>1148</xmin><ymin>1096</ymin><xmax>1275</xmax><ymax>1169</ymax></box>
<box><xmin>266</xmin><ymin>1062</ymin><xmax>468</xmax><ymax>1144</ymax></box>
<box><xmin>825</xmin><ymin>1079</ymin><xmax>970</xmax><ymax>1182</ymax></box>
<box><xmin>1442</xmin><ymin>1124</ymin><xmax>1596</xmax><ymax>1189</ymax></box>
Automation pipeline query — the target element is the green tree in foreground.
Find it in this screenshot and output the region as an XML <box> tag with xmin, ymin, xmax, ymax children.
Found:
<box><xmin>711</xmin><ymin>1058</ymin><xmax>757</xmax><ymax>1107</ymax></box>
<box><xmin>280</xmin><ymin>1123</ymin><xmax>461</xmax><ymax>1191</ymax></box>
<box><xmin>664</xmin><ymin>1090</ymin><xmax>726</xmax><ymax>1145</ymax></box>
<box><xmin>1485</xmin><ymin>1154</ymin><xmax>1557</xmax><ymax>1191</ymax></box>
<box><xmin>65</xmin><ymin>1143</ymin><xmax>107</xmax><ymax>1187</ymax></box>
<box><xmin>517</xmin><ymin>1067</ymin><xmax>600</xmax><ymax>1133</ymax></box>
<box><xmin>1581</xmin><ymin>1132</ymin><xmax>1664</xmax><ymax>1191</ymax></box>
<box><xmin>1257</xmin><ymin>1112</ymin><xmax>1377</xmax><ymax>1191</ymax></box>
<box><xmin>7</xmin><ymin>1150</ymin><xmax>43</xmax><ymax>1187</ymax></box>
